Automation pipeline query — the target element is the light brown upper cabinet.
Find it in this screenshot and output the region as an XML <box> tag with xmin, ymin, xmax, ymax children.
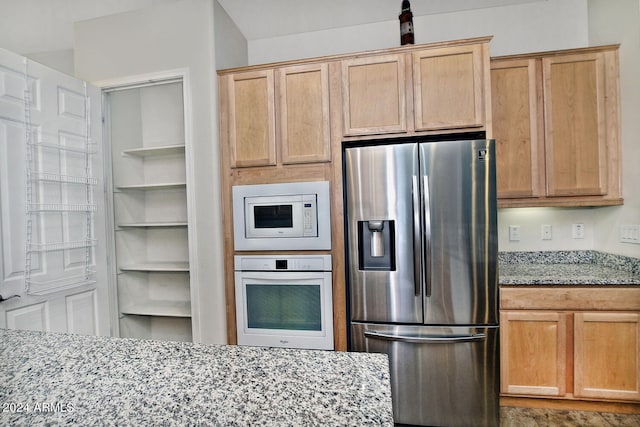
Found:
<box><xmin>543</xmin><ymin>52</ymin><xmax>608</xmax><ymax>197</ymax></box>
<box><xmin>491</xmin><ymin>45</ymin><xmax>621</xmax><ymax>207</ymax></box>
<box><xmin>225</xmin><ymin>69</ymin><xmax>277</xmax><ymax>168</ymax></box>
<box><xmin>219</xmin><ymin>64</ymin><xmax>331</xmax><ymax>169</ymax></box>
<box><xmin>279</xmin><ymin>63</ymin><xmax>331</xmax><ymax>164</ymax></box>
<box><xmin>342</xmin><ymin>37</ymin><xmax>492</xmax><ymax>137</ymax></box>
<box><xmin>342</xmin><ymin>54</ymin><xmax>407</xmax><ymax>136</ymax></box>
<box><xmin>413</xmin><ymin>43</ymin><xmax>486</xmax><ymax>131</ymax></box>
<box><xmin>491</xmin><ymin>58</ymin><xmax>544</xmax><ymax>198</ymax></box>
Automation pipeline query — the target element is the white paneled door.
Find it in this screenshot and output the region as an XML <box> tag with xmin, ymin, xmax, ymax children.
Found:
<box><xmin>0</xmin><ymin>48</ymin><xmax>110</xmax><ymax>336</ymax></box>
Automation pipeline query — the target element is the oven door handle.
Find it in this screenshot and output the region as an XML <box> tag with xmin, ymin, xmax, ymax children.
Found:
<box><xmin>364</xmin><ymin>330</ymin><xmax>486</xmax><ymax>344</ymax></box>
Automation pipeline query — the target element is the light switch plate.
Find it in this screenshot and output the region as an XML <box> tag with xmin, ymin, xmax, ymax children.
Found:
<box><xmin>572</xmin><ymin>223</ymin><xmax>585</xmax><ymax>239</ymax></box>
<box><xmin>541</xmin><ymin>224</ymin><xmax>552</xmax><ymax>240</ymax></box>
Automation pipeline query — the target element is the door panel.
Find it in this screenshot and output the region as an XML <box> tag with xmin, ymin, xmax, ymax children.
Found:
<box><xmin>345</xmin><ymin>144</ymin><xmax>422</xmax><ymax>324</ymax></box>
<box><xmin>0</xmin><ymin>48</ymin><xmax>110</xmax><ymax>336</ymax></box>
<box><xmin>420</xmin><ymin>140</ymin><xmax>498</xmax><ymax>325</ymax></box>
<box><xmin>351</xmin><ymin>322</ymin><xmax>499</xmax><ymax>427</ymax></box>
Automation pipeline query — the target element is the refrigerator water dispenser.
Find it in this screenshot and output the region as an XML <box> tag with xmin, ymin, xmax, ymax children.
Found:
<box><xmin>357</xmin><ymin>220</ymin><xmax>395</xmax><ymax>271</ymax></box>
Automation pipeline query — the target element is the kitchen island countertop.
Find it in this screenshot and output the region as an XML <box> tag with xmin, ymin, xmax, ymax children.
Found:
<box><xmin>499</xmin><ymin>250</ymin><xmax>640</xmax><ymax>285</ymax></box>
<box><xmin>0</xmin><ymin>328</ymin><xmax>393</xmax><ymax>426</ymax></box>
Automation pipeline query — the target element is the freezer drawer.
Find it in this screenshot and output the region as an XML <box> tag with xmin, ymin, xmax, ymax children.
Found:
<box><xmin>351</xmin><ymin>323</ymin><xmax>499</xmax><ymax>427</ymax></box>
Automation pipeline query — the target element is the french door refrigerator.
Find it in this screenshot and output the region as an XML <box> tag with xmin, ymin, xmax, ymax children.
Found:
<box><xmin>344</xmin><ymin>138</ymin><xmax>499</xmax><ymax>427</ymax></box>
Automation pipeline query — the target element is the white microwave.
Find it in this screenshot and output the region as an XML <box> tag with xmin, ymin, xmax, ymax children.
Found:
<box><xmin>232</xmin><ymin>181</ymin><xmax>331</xmax><ymax>251</ymax></box>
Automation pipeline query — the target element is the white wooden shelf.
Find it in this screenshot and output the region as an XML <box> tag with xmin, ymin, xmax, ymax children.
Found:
<box><xmin>121</xmin><ymin>144</ymin><xmax>185</xmax><ymax>157</ymax></box>
<box><xmin>116</xmin><ymin>182</ymin><xmax>186</xmax><ymax>191</ymax></box>
<box><xmin>119</xmin><ymin>262</ymin><xmax>189</xmax><ymax>272</ymax></box>
<box><xmin>120</xmin><ymin>301</ymin><xmax>191</xmax><ymax>317</ymax></box>
<box><xmin>118</xmin><ymin>222</ymin><xmax>188</xmax><ymax>228</ymax></box>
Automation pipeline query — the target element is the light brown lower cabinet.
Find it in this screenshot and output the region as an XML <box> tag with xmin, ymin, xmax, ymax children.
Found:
<box><xmin>500</xmin><ymin>287</ymin><xmax>640</xmax><ymax>405</ymax></box>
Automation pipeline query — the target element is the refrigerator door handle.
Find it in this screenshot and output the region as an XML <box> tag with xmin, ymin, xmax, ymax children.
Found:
<box><xmin>412</xmin><ymin>176</ymin><xmax>421</xmax><ymax>297</ymax></box>
<box><xmin>364</xmin><ymin>330</ymin><xmax>487</xmax><ymax>344</ymax></box>
<box><xmin>423</xmin><ymin>175</ymin><xmax>432</xmax><ymax>297</ymax></box>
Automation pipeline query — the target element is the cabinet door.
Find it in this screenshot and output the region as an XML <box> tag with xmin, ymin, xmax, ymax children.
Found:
<box><xmin>500</xmin><ymin>310</ymin><xmax>569</xmax><ymax>397</ymax></box>
<box><xmin>574</xmin><ymin>312</ymin><xmax>640</xmax><ymax>401</ymax></box>
<box><xmin>342</xmin><ymin>54</ymin><xmax>407</xmax><ymax>136</ymax></box>
<box><xmin>279</xmin><ymin>63</ymin><xmax>331</xmax><ymax>164</ymax></box>
<box><xmin>227</xmin><ymin>70</ymin><xmax>276</xmax><ymax>167</ymax></box>
<box><xmin>413</xmin><ymin>44</ymin><xmax>485</xmax><ymax>131</ymax></box>
<box><xmin>491</xmin><ymin>58</ymin><xmax>544</xmax><ymax>198</ymax></box>
<box><xmin>543</xmin><ymin>52</ymin><xmax>607</xmax><ymax>197</ymax></box>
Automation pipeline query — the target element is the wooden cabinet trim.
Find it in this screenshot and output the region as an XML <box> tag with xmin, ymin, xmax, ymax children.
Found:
<box><xmin>500</xmin><ymin>287</ymin><xmax>640</xmax><ymax>311</ymax></box>
<box><xmin>218</xmin><ymin>36</ymin><xmax>494</xmax><ymax>75</ymax></box>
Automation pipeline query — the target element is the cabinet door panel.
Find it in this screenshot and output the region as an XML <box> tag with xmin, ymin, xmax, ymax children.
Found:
<box><xmin>228</xmin><ymin>70</ymin><xmax>276</xmax><ymax>167</ymax></box>
<box><xmin>491</xmin><ymin>59</ymin><xmax>544</xmax><ymax>198</ymax></box>
<box><xmin>342</xmin><ymin>54</ymin><xmax>406</xmax><ymax>136</ymax></box>
<box><xmin>543</xmin><ymin>53</ymin><xmax>607</xmax><ymax>196</ymax></box>
<box><xmin>279</xmin><ymin>63</ymin><xmax>330</xmax><ymax>164</ymax></box>
<box><xmin>575</xmin><ymin>312</ymin><xmax>640</xmax><ymax>401</ymax></box>
<box><xmin>500</xmin><ymin>311</ymin><xmax>568</xmax><ymax>397</ymax></box>
<box><xmin>413</xmin><ymin>44</ymin><xmax>484</xmax><ymax>131</ymax></box>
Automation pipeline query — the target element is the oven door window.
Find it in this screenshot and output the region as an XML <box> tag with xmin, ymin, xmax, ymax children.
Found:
<box><xmin>246</xmin><ymin>283</ymin><xmax>321</xmax><ymax>331</ymax></box>
<box><xmin>253</xmin><ymin>205</ymin><xmax>293</xmax><ymax>229</ymax></box>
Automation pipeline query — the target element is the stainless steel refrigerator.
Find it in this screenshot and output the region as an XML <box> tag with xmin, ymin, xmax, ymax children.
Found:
<box><xmin>344</xmin><ymin>139</ymin><xmax>499</xmax><ymax>427</ymax></box>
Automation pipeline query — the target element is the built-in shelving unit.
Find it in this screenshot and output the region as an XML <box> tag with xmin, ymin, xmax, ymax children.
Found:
<box><xmin>104</xmin><ymin>77</ymin><xmax>193</xmax><ymax>342</ymax></box>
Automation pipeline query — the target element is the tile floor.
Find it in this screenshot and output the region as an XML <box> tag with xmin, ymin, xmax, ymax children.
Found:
<box><xmin>500</xmin><ymin>406</ymin><xmax>640</xmax><ymax>427</ymax></box>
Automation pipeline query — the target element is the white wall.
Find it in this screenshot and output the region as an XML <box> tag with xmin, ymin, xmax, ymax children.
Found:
<box><xmin>213</xmin><ymin>0</ymin><xmax>248</xmax><ymax>70</ymax></box>
<box><xmin>74</xmin><ymin>0</ymin><xmax>226</xmax><ymax>344</ymax></box>
<box><xmin>588</xmin><ymin>0</ymin><xmax>640</xmax><ymax>258</ymax></box>
<box><xmin>247</xmin><ymin>0</ymin><xmax>588</xmax><ymax>64</ymax></box>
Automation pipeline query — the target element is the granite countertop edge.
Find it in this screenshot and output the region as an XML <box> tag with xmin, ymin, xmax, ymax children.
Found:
<box><xmin>498</xmin><ymin>250</ymin><xmax>640</xmax><ymax>286</ymax></box>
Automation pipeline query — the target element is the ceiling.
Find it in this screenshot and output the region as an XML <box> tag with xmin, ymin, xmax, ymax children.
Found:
<box><xmin>0</xmin><ymin>0</ymin><xmax>542</xmax><ymax>54</ymax></box>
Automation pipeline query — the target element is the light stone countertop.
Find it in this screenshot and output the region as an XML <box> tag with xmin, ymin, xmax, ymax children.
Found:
<box><xmin>0</xmin><ymin>328</ymin><xmax>393</xmax><ymax>426</ymax></box>
<box><xmin>499</xmin><ymin>250</ymin><xmax>640</xmax><ymax>285</ymax></box>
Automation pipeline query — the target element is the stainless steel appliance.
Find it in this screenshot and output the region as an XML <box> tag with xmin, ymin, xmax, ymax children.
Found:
<box><xmin>344</xmin><ymin>139</ymin><xmax>499</xmax><ymax>426</ymax></box>
<box><xmin>234</xmin><ymin>254</ymin><xmax>334</xmax><ymax>350</ymax></box>
<box><xmin>232</xmin><ymin>181</ymin><xmax>331</xmax><ymax>251</ymax></box>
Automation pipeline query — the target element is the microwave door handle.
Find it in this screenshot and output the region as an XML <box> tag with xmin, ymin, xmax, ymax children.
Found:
<box><xmin>364</xmin><ymin>330</ymin><xmax>486</xmax><ymax>344</ymax></box>
<box><xmin>412</xmin><ymin>176</ymin><xmax>421</xmax><ymax>297</ymax></box>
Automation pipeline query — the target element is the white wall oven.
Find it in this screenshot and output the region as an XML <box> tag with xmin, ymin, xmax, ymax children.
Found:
<box><xmin>232</xmin><ymin>181</ymin><xmax>331</xmax><ymax>251</ymax></box>
<box><xmin>234</xmin><ymin>255</ymin><xmax>334</xmax><ymax>350</ymax></box>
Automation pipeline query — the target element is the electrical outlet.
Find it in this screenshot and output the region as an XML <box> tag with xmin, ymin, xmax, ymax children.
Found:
<box><xmin>541</xmin><ymin>224</ymin><xmax>552</xmax><ymax>240</ymax></box>
<box><xmin>620</xmin><ymin>225</ymin><xmax>640</xmax><ymax>244</ymax></box>
<box><xmin>572</xmin><ymin>223</ymin><xmax>585</xmax><ymax>239</ymax></box>
<box><xmin>509</xmin><ymin>225</ymin><xmax>521</xmax><ymax>242</ymax></box>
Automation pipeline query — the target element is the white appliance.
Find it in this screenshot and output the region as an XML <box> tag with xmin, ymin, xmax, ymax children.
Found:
<box><xmin>232</xmin><ymin>181</ymin><xmax>331</xmax><ymax>251</ymax></box>
<box><xmin>234</xmin><ymin>255</ymin><xmax>334</xmax><ymax>350</ymax></box>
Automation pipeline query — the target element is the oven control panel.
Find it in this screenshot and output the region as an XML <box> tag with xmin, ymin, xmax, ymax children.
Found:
<box><xmin>234</xmin><ymin>255</ymin><xmax>332</xmax><ymax>272</ymax></box>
